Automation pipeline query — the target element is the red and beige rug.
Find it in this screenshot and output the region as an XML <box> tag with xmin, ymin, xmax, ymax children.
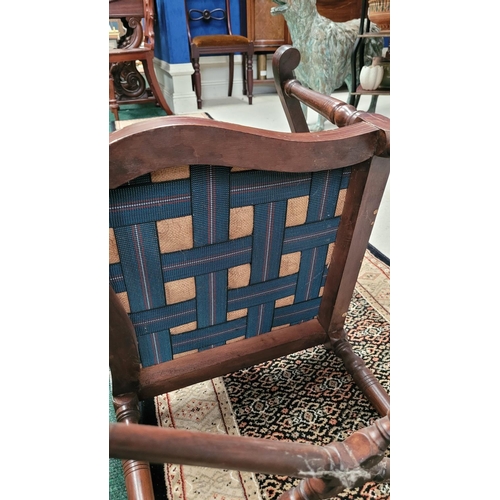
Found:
<box><xmin>151</xmin><ymin>249</ymin><xmax>390</xmax><ymax>500</ymax></box>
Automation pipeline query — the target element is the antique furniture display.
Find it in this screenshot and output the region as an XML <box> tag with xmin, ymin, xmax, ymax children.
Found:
<box><xmin>109</xmin><ymin>0</ymin><xmax>173</xmax><ymax>120</ymax></box>
<box><xmin>184</xmin><ymin>0</ymin><xmax>254</xmax><ymax>109</ymax></box>
<box><xmin>348</xmin><ymin>0</ymin><xmax>390</xmax><ymax>107</ymax></box>
<box><xmin>109</xmin><ymin>45</ymin><xmax>390</xmax><ymax>500</ymax></box>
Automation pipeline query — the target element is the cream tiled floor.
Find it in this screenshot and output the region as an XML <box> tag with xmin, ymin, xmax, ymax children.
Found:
<box><xmin>199</xmin><ymin>90</ymin><xmax>390</xmax><ymax>260</ymax></box>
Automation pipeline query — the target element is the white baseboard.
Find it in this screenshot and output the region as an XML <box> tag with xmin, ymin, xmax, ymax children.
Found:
<box><xmin>153</xmin><ymin>59</ymin><xmax>196</xmax><ymax>114</ymax></box>
<box><xmin>154</xmin><ymin>54</ymin><xmax>275</xmax><ymax>113</ymax></box>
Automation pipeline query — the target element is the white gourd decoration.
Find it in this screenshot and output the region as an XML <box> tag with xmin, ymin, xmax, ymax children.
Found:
<box><xmin>359</xmin><ymin>57</ymin><xmax>384</xmax><ymax>91</ymax></box>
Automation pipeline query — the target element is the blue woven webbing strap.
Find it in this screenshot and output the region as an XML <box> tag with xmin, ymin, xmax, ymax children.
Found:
<box><xmin>110</xmin><ymin>165</ymin><xmax>350</xmax><ymax>367</ymax></box>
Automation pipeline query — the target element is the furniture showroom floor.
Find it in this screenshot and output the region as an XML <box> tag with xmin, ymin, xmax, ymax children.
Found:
<box><xmin>198</xmin><ymin>90</ymin><xmax>390</xmax><ymax>260</ymax></box>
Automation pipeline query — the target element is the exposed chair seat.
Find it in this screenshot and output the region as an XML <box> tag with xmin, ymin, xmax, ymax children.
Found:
<box><xmin>109</xmin><ymin>45</ymin><xmax>390</xmax><ymax>500</ymax></box>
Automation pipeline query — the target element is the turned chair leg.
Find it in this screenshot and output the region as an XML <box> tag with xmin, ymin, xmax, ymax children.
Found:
<box><xmin>109</xmin><ymin>70</ymin><xmax>120</xmax><ymax>121</ymax></box>
<box><xmin>114</xmin><ymin>393</ymin><xmax>155</xmax><ymax>500</ymax></box>
<box><xmin>278</xmin><ymin>415</ymin><xmax>390</xmax><ymax>500</ymax></box>
<box><xmin>332</xmin><ymin>336</ymin><xmax>390</xmax><ymax>416</ymax></box>
<box><xmin>242</xmin><ymin>54</ymin><xmax>248</xmax><ymax>96</ymax></box>
<box><xmin>246</xmin><ymin>52</ymin><xmax>254</xmax><ymax>105</ymax></box>
<box><xmin>192</xmin><ymin>58</ymin><xmax>202</xmax><ymax>109</ymax></box>
<box><xmin>228</xmin><ymin>54</ymin><xmax>234</xmax><ymax>97</ymax></box>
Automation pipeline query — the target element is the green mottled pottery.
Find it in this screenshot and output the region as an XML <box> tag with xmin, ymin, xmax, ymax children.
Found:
<box><xmin>368</xmin><ymin>0</ymin><xmax>390</xmax><ymax>31</ymax></box>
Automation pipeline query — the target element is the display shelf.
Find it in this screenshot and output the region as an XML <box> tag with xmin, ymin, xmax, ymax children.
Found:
<box><xmin>349</xmin><ymin>0</ymin><xmax>390</xmax><ymax>107</ymax></box>
<box><xmin>358</xmin><ymin>31</ymin><xmax>390</xmax><ymax>38</ymax></box>
<box><xmin>350</xmin><ymin>86</ymin><xmax>390</xmax><ymax>96</ymax></box>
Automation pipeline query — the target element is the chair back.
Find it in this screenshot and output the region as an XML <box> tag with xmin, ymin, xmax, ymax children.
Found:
<box><xmin>109</xmin><ymin>0</ymin><xmax>156</xmax><ymax>50</ymax></box>
<box><xmin>184</xmin><ymin>0</ymin><xmax>234</xmax><ymax>44</ymax></box>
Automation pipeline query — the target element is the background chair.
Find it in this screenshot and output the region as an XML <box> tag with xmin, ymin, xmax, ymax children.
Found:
<box><xmin>109</xmin><ymin>45</ymin><xmax>390</xmax><ymax>500</ymax></box>
<box><xmin>109</xmin><ymin>0</ymin><xmax>173</xmax><ymax>120</ymax></box>
<box><xmin>184</xmin><ymin>0</ymin><xmax>254</xmax><ymax>109</ymax></box>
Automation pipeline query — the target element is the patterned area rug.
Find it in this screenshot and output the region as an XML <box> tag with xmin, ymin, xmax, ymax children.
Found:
<box><xmin>148</xmin><ymin>249</ymin><xmax>389</xmax><ymax>500</ymax></box>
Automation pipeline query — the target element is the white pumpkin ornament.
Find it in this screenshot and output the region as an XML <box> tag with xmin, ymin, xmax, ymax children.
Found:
<box><xmin>359</xmin><ymin>57</ymin><xmax>384</xmax><ymax>91</ymax></box>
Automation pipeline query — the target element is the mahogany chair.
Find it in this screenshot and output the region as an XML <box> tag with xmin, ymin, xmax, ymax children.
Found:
<box><xmin>109</xmin><ymin>45</ymin><xmax>390</xmax><ymax>500</ymax></box>
<box><xmin>109</xmin><ymin>0</ymin><xmax>173</xmax><ymax>120</ymax></box>
<box><xmin>184</xmin><ymin>0</ymin><xmax>254</xmax><ymax>109</ymax></box>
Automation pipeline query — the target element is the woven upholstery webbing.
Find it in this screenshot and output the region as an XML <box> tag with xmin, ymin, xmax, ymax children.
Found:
<box><xmin>109</xmin><ymin>165</ymin><xmax>350</xmax><ymax>367</ymax></box>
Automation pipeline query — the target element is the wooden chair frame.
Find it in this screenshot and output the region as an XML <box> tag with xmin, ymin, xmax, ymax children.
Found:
<box><xmin>109</xmin><ymin>0</ymin><xmax>173</xmax><ymax>120</ymax></box>
<box><xmin>109</xmin><ymin>45</ymin><xmax>390</xmax><ymax>500</ymax></box>
<box><xmin>184</xmin><ymin>0</ymin><xmax>254</xmax><ymax>109</ymax></box>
